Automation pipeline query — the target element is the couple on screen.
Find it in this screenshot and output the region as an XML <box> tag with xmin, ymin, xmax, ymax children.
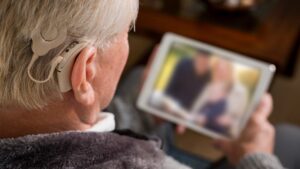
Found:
<box><xmin>163</xmin><ymin>50</ymin><xmax>248</xmax><ymax>136</ymax></box>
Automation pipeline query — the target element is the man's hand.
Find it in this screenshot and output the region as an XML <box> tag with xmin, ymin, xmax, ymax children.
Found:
<box><xmin>215</xmin><ymin>94</ymin><xmax>274</xmax><ymax>165</ymax></box>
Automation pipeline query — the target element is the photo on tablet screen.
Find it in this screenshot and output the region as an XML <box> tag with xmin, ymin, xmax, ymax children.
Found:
<box><xmin>138</xmin><ymin>33</ymin><xmax>275</xmax><ymax>139</ymax></box>
<box><xmin>147</xmin><ymin>42</ymin><xmax>261</xmax><ymax>137</ymax></box>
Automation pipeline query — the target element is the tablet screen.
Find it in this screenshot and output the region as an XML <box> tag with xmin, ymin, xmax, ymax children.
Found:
<box><xmin>147</xmin><ymin>42</ymin><xmax>261</xmax><ymax>137</ymax></box>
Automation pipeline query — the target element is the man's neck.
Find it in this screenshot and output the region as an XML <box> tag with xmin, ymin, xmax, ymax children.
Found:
<box><xmin>0</xmin><ymin>106</ymin><xmax>92</xmax><ymax>139</ymax></box>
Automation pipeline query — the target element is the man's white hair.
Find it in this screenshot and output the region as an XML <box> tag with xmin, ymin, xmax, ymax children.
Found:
<box><xmin>0</xmin><ymin>0</ymin><xmax>139</xmax><ymax>110</ymax></box>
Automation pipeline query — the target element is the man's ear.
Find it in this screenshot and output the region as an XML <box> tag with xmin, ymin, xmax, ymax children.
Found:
<box><xmin>71</xmin><ymin>47</ymin><xmax>97</xmax><ymax>106</ymax></box>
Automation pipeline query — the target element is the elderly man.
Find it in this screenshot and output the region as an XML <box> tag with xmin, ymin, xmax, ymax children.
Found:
<box><xmin>0</xmin><ymin>0</ymin><xmax>284</xmax><ymax>169</ymax></box>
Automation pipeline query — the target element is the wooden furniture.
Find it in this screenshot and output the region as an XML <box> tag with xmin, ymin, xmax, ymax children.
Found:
<box><xmin>136</xmin><ymin>0</ymin><xmax>300</xmax><ymax>74</ymax></box>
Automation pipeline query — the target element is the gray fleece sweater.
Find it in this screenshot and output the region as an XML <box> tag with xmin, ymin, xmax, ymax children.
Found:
<box><xmin>0</xmin><ymin>131</ymin><xmax>284</xmax><ymax>169</ymax></box>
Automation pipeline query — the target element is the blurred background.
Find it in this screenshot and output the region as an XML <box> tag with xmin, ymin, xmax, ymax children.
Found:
<box><xmin>112</xmin><ymin>0</ymin><xmax>300</xmax><ymax>164</ymax></box>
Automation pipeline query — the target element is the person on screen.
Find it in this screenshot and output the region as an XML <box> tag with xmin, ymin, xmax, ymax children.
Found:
<box><xmin>218</xmin><ymin>77</ymin><xmax>249</xmax><ymax>136</ymax></box>
<box><xmin>191</xmin><ymin>58</ymin><xmax>248</xmax><ymax>135</ymax></box>
<box><xmin>160</xmin><ymin>50</ymin><xmax>211</xmax><ymax>117</ymax></box>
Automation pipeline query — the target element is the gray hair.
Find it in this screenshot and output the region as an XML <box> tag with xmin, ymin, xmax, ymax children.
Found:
<box><xmin>0</xmin><ymin>0</ymin><xmax>139</xmax><ymax>110</ymax></box>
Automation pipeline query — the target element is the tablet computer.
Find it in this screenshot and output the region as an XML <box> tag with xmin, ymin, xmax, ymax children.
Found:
<box><xmin>137</xmin><ymin>33</ymin><xmax>276</xmax><ymax>139</ymax></box>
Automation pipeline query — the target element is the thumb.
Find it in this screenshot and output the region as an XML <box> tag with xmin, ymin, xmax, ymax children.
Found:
<box><xmin>214</xmin><ymin>139</ymin><xmax>232</xmax><ymax>154</ymax></box>
<box><xmin>252</xmin><ymin>93</ymin><xmax>273</xmax><ymax>122</ymax></box>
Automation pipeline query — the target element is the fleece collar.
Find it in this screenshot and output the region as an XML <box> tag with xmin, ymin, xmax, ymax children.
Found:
<box><xmin>0</xmin><ymin>131</ymin><xmax>164</xmax><ymax>169</ymax></box>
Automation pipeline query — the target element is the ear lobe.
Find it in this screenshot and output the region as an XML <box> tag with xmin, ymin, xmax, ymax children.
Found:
<box><xmin>71</xmin><ymin>47</ymin><xmax>97</xmax><ymax>106</ymax></box>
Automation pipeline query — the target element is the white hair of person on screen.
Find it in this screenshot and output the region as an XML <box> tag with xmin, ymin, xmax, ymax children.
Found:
<box><xmin>0</xmin><ymin>1</ymin><xmax>284</xmax><ymax>169</ymax></box>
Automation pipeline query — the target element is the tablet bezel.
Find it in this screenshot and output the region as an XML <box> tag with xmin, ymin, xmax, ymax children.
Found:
<box><xmin>137</xmin><ymin>33</ymin><xmax>276</xmax><ymax>139</ymax></box>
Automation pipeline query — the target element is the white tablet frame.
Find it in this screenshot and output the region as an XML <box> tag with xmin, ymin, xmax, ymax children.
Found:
<box><xmin>137</xmin><ymin>33</ymin><xmax>276</xmax><ymax>139</ymax></box>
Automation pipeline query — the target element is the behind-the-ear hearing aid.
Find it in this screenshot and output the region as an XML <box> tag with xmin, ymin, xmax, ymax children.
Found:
<box><xmin>28</xmin><ymin>26</ymin><xmax>67</xmax><ymax>84</ymax></box>
<box><xmin>56</xmin><ymin>42</ymin><xmax>87</xmax><ymax>92</ymax></box>
<box><xmin>29</xmin><ymin>26</ymin><xmax>87</xmax><ymax>92</ymax></box>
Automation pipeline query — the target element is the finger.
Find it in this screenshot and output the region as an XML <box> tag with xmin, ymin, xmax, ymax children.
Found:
<box><xmin>252</xmin><ymin>93</ymin><xmax>273</xmax><ymax>121</ymax></box>
<box><xmin>176</xmin><ymin>125</ymin><xmax>186</xmax><ymax>135</ymax></box>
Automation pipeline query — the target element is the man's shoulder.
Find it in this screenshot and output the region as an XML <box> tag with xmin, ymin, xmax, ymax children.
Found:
<box><xmin>0</xmin><ymin>131</ymin><xmax>165</xmax><ymax>169</ymax></box>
